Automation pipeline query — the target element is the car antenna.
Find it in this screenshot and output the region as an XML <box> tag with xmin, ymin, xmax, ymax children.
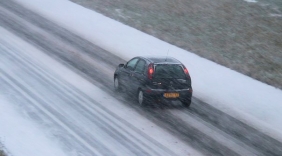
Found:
<box><xmin>165</xmin><ymin>49</ymin><xmax>169</xmax><ymax>62</ymax></box>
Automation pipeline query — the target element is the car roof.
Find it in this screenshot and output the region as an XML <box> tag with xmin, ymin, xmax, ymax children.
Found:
<box><xmin>139</xmin><ymin>56</ymin><xmax>181</xmax><ymax>64</ymax></box>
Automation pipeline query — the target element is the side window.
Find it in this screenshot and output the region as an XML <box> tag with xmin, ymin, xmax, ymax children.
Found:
<box><xmin>134</xmin><ymin>60</ymin><xmax>146</xmax><ymax>73</ymax></box>
<box><xmin>126</xmin><ymin>58</ymin><xmax>139</xmax><ymax>70</ymax></box>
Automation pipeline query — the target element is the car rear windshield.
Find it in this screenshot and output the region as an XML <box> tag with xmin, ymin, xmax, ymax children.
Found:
<box><xmin>154</xmin><ymin>64</ymin><xmax>186</xmax><ymax>79</ymax></box>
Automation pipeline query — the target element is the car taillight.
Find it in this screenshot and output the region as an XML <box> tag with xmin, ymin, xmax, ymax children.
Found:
<box><xmin>183</xmin><ymin>66</ymin><xmax>190</xmax><ymax>78</ymax></box>
<box><xmin>148</xmin><ymin>63</ymin><xmax>154</xmax><ymax>79</ymax></box>
<box><xmin>184</xmin><ymin>68</ymin><xmax>189</xmax><ymax>75</ymax></box>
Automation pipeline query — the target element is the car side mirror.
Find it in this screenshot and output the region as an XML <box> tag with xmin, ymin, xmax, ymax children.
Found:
<box><xmin>119</xmin><ymin>64</ymin><xmax>124</xmax><ymax>67</ymax></box>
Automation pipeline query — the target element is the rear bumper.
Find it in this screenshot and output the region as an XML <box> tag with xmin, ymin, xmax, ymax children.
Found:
<box><xmin>144</xmin><ymin>88</ymin><xmax>192</xmax><ymax>101</ymax></box>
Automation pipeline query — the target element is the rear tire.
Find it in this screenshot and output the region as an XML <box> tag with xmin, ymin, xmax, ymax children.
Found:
<box><xmin>181</xmin><ymin>99</ymin><xmax>191</xmax><ymax>108</ymax></box>
<box><xmin>114</xmin><ymin>77</ymin><xmax>122</xmax><ymax>92</ymax></box>
<box><xmin>138</xmin><ymin>90</ymin><xmax>148</xmax><ymax>106</ymax></box>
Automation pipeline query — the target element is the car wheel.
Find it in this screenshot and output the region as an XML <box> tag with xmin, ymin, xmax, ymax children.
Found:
<box><xmin>114</xmin><ymin>77</ymin><xmax>121</xmax><ymax>92</ymax></box>
<box><xmin>138</xmin><ymin>90</ymin><xmax>148</xmax><ymax>106</ymax></box>
<box><xmin>181</xmin><ymin>99</ymin><xmax>191</xmax><ymax>108</ymax></box>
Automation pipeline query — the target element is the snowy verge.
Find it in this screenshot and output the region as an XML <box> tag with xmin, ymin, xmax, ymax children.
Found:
<box><xmin>15</xmin><ymin>0</ymin><xmax>282</xmax><ymax>139</ymax></box>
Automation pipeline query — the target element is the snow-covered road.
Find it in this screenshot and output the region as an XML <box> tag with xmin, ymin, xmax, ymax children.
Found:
<box><xmin>1</xmin><ymin>0</ymin><xmax>282</xmax><ymax>156</ymax></box>
<box><xmin>0</xmin><ymin>26</ymin><xmax>200</xmax><ymax>156</ymax></box>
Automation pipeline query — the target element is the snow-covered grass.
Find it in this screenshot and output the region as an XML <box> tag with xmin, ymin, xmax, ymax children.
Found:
<box><xmin>71</xmin><ymin>0</ymin><xmax>282</xmax><ymax>89</ymax></box>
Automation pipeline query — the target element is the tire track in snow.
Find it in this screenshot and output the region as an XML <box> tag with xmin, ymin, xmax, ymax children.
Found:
<box><xmin>8</xmin><ymin>46</ymin><xmax>175</xmax><ymax>156</ymax></box>
<box><xmin>0</xmin><ymin>39</ymin><xmax>179</xmax><ymax>155</ymax></box>
<box><xmin>169</xmin><ymin>109</ymin><xmax>259</xmax><ymax>156</ymax></box>
<box><xmin>0</xmin><ymin>48</ymin><xmax>109</xmax><ymax>156</ymax></box>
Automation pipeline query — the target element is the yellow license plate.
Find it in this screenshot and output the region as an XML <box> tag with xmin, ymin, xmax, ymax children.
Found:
<box><xmin>164</xmin><ymin>93</ymin><xmax>179</xmax><ymax>98</ymax></box>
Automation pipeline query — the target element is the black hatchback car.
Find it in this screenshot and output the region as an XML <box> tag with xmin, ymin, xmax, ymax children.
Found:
<box><xmin>114</xmin><ymin>56</ymin><xmax>192</xmax><ymax>107</ymax></box>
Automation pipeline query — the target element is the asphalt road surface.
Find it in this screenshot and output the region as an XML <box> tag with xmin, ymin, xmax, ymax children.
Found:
<box><xmin>0</xmin><ymin>1</ymin><xmax>282</xmax><ymax>155</ymax></box>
